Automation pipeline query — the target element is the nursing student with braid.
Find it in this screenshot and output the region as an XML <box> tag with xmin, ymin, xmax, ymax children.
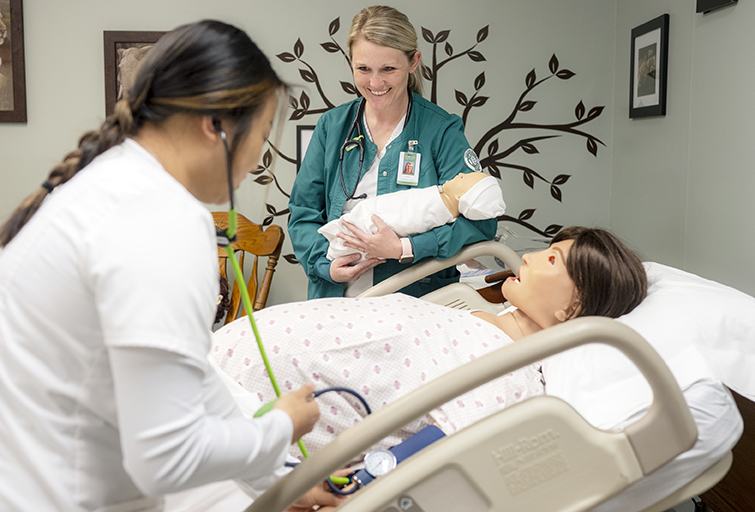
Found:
<box><xmin>0</xmin><ymin>20</ymin><xmax>338</xmax><ymax>512</ymax></box>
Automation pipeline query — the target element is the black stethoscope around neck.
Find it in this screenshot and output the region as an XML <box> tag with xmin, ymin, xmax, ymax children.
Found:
<box><xmin>338</xmin><ymin>91</ymin><xmax>414</xmax><ymax>201</ymax></box>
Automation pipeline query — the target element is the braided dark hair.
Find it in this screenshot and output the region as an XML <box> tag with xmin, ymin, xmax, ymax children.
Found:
<box><xmin>1</xmin><ymin>20</ymin><xmax>282</xmax><ymax>247</ymax></box>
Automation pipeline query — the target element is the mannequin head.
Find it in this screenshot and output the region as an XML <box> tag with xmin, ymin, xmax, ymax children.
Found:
<box><xmin>439</xmin><ymin>173</ymin><xmax>505</xmax><ymax>220</ymax></box>
<box><xmin>503</xmin><ymin>227</ymin><xmax>647</xmax><ymax>329</ymax></box>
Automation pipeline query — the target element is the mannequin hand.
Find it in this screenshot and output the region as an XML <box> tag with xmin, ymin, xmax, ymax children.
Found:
<box><xmin>284</xmin><ymin>469</ymin><xmax>352</xmax><ymax>511</ymax></box>
<box><xmin>273</xmin><ymin>383</ymin><xmax>320</xmax><ymax>443</ymax></box>
<box><xmin>329</xmin><ymin>253</ymin><xmax>383</xmax><ymax>283</ymax></box>
<box><xmin>339</xmin><ymin>215</ymin><xmax>402</xmax><ymax>260</ymax></box>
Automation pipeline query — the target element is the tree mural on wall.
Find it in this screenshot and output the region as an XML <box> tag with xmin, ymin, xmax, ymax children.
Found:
<box><xmin>253</xmin><ymin>17</ymin><xmax>605</xmax><ymax>264</ymax></box>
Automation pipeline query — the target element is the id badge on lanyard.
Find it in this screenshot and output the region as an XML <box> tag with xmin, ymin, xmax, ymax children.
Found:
<box><xmin>397</xmin><ymin>140</ymin><xmax>420</xmax><ymax>186</ymax></box>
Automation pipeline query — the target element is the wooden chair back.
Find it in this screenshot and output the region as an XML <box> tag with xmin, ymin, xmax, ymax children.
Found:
<box><xmin>212</xmin><ymin>212</ymin><xmax>284</xmax><ymax>324</ymax></box>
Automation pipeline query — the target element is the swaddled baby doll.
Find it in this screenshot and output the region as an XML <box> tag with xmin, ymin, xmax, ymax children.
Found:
<box><xmin>319</xmin><ymin>172</ymin><xmax>505</xmax><ymax>261</ymax></box>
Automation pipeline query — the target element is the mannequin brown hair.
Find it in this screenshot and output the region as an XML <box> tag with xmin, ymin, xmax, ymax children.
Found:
<box><xmin>0</xmin><ymin>20</ymin><xmax>282</xmax><ymax>247</ymax></box>
<box><xmin>553</xmin><ymin>226</ymin><xmax>647</xmax><ymax>319</ymax></box>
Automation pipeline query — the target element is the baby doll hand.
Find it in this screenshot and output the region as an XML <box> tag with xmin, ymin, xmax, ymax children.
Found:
<box><xmin>340</xmin><ymin>215</ymin><xmax>402</xmax><ymax>260</ymax></box>
<box><xmin>330</xmin><ymin>253</ymin><xmax>383</xmax><ymax>283</ymax></box>
<box><xmin>273</xmin><ymin>383</ymin><xmax>320</xmax><ymax>443</ymax></box>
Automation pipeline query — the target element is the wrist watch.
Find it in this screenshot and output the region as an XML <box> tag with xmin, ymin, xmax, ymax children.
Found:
<box><xmin>398</xmin><ymin>237</ymin><xmax>414</xmax><ymax>264</ymax></box>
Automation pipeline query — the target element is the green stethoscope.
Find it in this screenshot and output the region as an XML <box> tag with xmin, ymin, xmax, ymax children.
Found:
<box><xmin>213</xmin><ymin>120</ymin><xmax>369</xmax><ymax>489</ymax></box>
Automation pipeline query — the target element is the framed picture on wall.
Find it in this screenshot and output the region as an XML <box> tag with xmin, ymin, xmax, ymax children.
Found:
<box><xmin>104</xmin><ymin>30</ymin><xmax>165</xmax><ymax>116</ymax></box>
<box><xmin>0</xmin><ymin>0</ymin><xmax>27</xmax><ymax>123</ymax></box>
<box><xmin>296</xmin><ymin>125</ymin><xmax>315</xmax><ymax>172</ymax></box>
<box><xmin>630</xmin><ymin>14</ymin><xmax>669</xmax><ymax>118</ymax></box>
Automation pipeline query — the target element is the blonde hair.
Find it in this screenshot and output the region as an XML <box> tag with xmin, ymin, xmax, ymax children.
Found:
<box><xmin>347</xmin><ymin>6</ymin><xmax>424</xmax><ymax>96</ymax></box>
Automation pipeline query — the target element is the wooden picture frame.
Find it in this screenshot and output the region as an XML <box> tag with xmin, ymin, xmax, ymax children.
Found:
<box><xmin>0</xmin><ymin>0</ymin><xmax>27</xmax><ymax>123</ymax></box>
<box><xmin>630</xmin><ymin>14</ymin><xmax>669</xmax><ymax>118</ymax></box>
<box><xmin>296</xmin><ymin>125</ymin><xmax>316</xmax><ymax>172</ymax></box>
<box><xmin>103</xmin><ymin>30</ymin><xmax>165</xmax><ymax>116</ymax></box>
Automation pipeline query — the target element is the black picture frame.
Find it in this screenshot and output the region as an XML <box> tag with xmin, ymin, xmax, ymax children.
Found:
<box><xmin>630</xmin><ymin>14</ymin><xmax>669</xmax><ymax>119</ymax></box>
<box><xmin>0</xmin><ymin>0</ymin><xmax>26</xmax><ymax>123</ymax></box>
<box><xmin>103</xmin><ymin>30</ymin><xmax>165</xmax><ymax>116</ymax></box>
<box><xmin>296</xmin><ymin>125</ymin><xmax>315</xmax><ymax>173</ymax></box>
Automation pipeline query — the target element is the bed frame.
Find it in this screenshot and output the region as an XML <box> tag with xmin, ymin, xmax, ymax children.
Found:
<box><xmin>243</xmin><ymin>240</ymin><xmax>732</xmax><ymax>512</ymax></box>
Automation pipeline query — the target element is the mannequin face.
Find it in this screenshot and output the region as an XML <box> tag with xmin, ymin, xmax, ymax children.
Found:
<box><xmin>502</xmin><ymin>240</ymin><xmax>578</xmax><ymax>329</ymax></box>
<box><xmin>442</xmin><ymin>172</ymin><xmax>488</xmax><ymax>202</ymax></box>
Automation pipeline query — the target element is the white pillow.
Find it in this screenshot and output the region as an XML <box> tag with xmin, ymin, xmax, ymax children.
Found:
<box><xmin>541</xmin><ymin>262</ymin><xmax>755</xmax><ymax>430</ymax></box>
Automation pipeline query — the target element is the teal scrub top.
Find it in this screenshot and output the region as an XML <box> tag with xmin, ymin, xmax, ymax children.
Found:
<box><xmin>289</xmin><ymin>93</ymin><xmax>497</xmax><ymax>299</ymax></box>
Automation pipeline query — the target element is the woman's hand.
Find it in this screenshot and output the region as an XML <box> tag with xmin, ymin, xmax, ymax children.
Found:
<box><xmin>273</xmin><ymin>383</ymin><xmax>320</xmax><ymax>443</ymax></box>
<box><xmin>339</xmin><ymin>215</ymin><xmax>402</xmax><ymax>260</ymax></box>
<box><xmin>329</xmin><ymin>254</ymin><xmax>383</xmax><ymax>283</ymax></box>
<box><xmin>284</xmin><ymin>469</ymin><xmax>352</xmax><ymax>511</ymax></box>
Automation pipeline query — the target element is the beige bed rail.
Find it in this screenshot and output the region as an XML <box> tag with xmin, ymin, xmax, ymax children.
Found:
<box><xmin>358</xmin><ymin>240</ymin><xmax>523</xmax><ymax>299</ymax></box>
<box><xmin>244</xmin><ymin>317</ymin><xmax>697</xmax><ymax>512</ymax></box>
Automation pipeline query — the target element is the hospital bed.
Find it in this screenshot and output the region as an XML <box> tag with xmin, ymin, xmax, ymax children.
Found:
<box><xmin>243</xmin><ymin>241</ymin><xmax>734</xmax><ymax>512</ymax></box>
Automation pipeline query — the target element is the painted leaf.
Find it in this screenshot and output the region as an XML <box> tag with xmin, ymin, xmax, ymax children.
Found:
<box><xmin>575</xmin><ymin>101</ymin><xmax>585</xmax><ymax>120</ymax></box>
<box><xmin>299</xmin><ymin>69</ymin><xmax>316</xmax><ymax>83</ymax></box>
<box><xmin>471</xmin><ymin>96</ymin><xmax>489</xmax><ymax>107</ymax></box>
<box><xmin>523</xmin><ymin>172</ymin><xmax>534</xmax><ymax>189</ymax></box>
<box><xmin>487</xmin><ymin>139</ymin><xmax>499</xmax><ymax>157</ymax></box>
<box><xmin>284</xmin><ymin>254</ymin><xmax>299</xmax><ymax>264</ymax></box>
<box><xmin>550</xmin><ymin>185</ymin><xmax>562</xmax><ymax>202</ymax></box>
<box><xmin>320</xmin><ymin>42</ymin><xmax>340</xmax><ymax>53</ymax></box>
<box><xmin>519</xmin><ymin>209</ymin><xmax>535</xmax><ymax>221</ymax></box>
<box><xmin>300</xmin><ymin>92</ymin><xmax>310</xmax><ymax>111</ymax></box>
<box><xmin>455</xmin><ymin>90</ymin><xmax>468</xmax><ymax>106</ymax></box>
<box><xmin>474</xmin><ymin>72</ymin><xmax>486</xmax><ymax>91</ymax></box>
<box><xmin>263</xmin><ymin>216</ymin><xmax>273</xmax><ymax>227</ymax></box>
<box><xmin>329</xmin><ymin>17</ymin><xmax>340</xmax><ymax>36</ymax></box>
<box><xmin>521</xmin><ymin>142</ymin><xmax>538</xmax><ymax>154</ymax></box>
<box><xmin>552</xmin><ymin>174</ymin><xmax>570</xmax><ymax>185</ymax></box>
<box><xmin>556</xmin><ymin>69</ymin><xmax>575</xmax><ymax>79</ymax></box>
<box><xmin>488</xmin><ymin>164</ymin><xmax>500</xmax><ymax>179</ymax></box>
<box><xmin>477</xmin><ymin>25</ymin><xmax>489</xmax><ymax>43</ymax></box>
<box><xmin>263</xmin><ymin>149</ymin><xmax>272</xmax><ymax>168</ymax></box>
<box><xmin>289</xmin><ymin>97</ymin><xmax>299</xmax><ymax>109</ymax></box>
<box><xmin>519</xmin><ymin>101</ymin><xmax>536</xmax><ymax>111</ymax></box>
<box><xmin>445</xmin><ymin>42</ymin><xmax>453</xmax><ymax>57</ymax></box>
<box><xmin>526</xmin><ymin>69</ymin><xmax>536</xmax><ymax>88</ymax></box>
<box><xmin>587</xmin><ymin>106</ymin><xmax>605</xmax><ymax>119</ymax></box>
<box><xmin>294</xmin><ymin>38</ymin><xmax>304</xmax><ymax>58</ymax></box>
<box><xmin>544</xmin><ymin>224</ymin><xmax>563</xmax><ymax>236</ymax></box>
<box><xmin>549</xmin><ymin>54</ymin><xmax>559</xmax><ymax>74</ymax></box>
<box><xmin>266</xmin><ymin>203</ymin><xmax>277</xmax><ymax>215</ymax></box>
<box><xmin>435</xmin><ymin>30</ymin><xmax>451</xmax><ymax>43</ymax></box>
<box><xmin>255</xmin><ymin>176</ymin><xmax>273</xmax><ymax>186</ymax></box>
<box><xmin>422</xmin><ymin>65</ymin><xmax>433</xmax><ymax>81</ymax></box>
<box><xmin>277</xmin><ymin>52</ymin><xmax>296</xmax><ymax>63</ymax></box>
<box><xmin>289</xmin><ymin>109</ymin><xmax>305</xmax><ymax>121</ymax></box>
<box><xmin>587</xmin><ymin>138</ymin><xmax>598</xmax><ymax>156</ymax></box>
<box><xmin>468</xmin><ymin>50</ymin><xmax>486</xmax><ymax>62</ymax></box>
<box><xmin>340</xmin><ymin>81</ymin><xmax>358</xmax><ymax>95</ymax></box>
<box><xmin>421</xmin><ymin>27</ymin><xmax>435</xmax><ymax>43</ymax></box>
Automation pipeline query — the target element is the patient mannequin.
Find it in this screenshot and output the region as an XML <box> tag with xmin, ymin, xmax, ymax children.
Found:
<box><xmin>211</xmin><ymin>227</ymin><xmax>647</xmax><ymax>455</ymax></box>
<box><xmin>211</xmin><ymin>227</ymin><xmax>742</xmax><ymax>512</ymax></box>
<box><xmin>318</xmin><ymin>172</ymin><xmax>506</xmax><ymax>261</ymax></box>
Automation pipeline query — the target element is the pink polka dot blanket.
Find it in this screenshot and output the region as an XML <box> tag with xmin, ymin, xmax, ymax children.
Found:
<box><xmin>210</xmin><ymin>294</ymin><xmax>544</xmax><ymax>462</ymax></box>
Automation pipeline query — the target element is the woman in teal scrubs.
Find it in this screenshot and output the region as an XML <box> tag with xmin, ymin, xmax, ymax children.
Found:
<box><xmin>289</xmin><ymin>5</ymin><xmax>497</xmax><ymax>299</ymax></box>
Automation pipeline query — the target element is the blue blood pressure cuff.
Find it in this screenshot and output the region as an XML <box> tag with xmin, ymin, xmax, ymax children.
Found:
<box><xmin>352</xmin><ymin>425</ymin><xmax>446</xmax><ymax>488</ymax></box>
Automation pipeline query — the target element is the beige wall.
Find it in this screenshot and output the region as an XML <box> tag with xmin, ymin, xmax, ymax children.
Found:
<box><xmin>611</xmin><ymin>0</ymin><xmax>755</xmax><ymax>295</ymax></box>
<box><xmin>0</xmin><ymin>0</ymin><xmax>618</xmax><ymax>305</ymax></box>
